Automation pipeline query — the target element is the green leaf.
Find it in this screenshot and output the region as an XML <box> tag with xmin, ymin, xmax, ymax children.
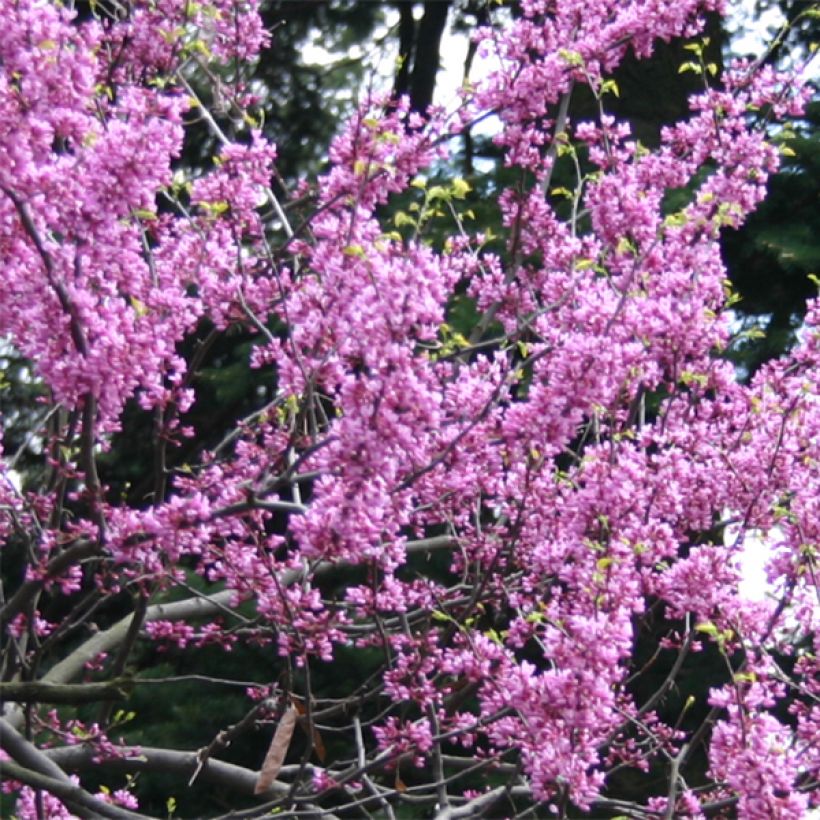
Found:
<box><xmin>616</xmin><ymin>237</ymin><xmax>636</xmax><ymax>255</ymax></box>
<box><xmin>132</xmin><ymin>208</ymin><xmax>157</xmax><ymax>221</ymax></box>
<box><xmin>601</xmin><ymin>79</ymin><xmax>619</xmax><ymax>97</ymax></box>
<box><xmin>558</xmin><ymin>48</ymin><xmax>584</xmax><ymax>67</ymax></box>
<box><xmin>201</xmin><ymin>200</ymin><xmax>230</xmax><ymax>216</ymax></box>
<box><xmin>485</xmin><ymin>628</ymin><xmax>503</xmax><ymax>645</ymax></box>
<box><xmin>680</xmin><ymin>370</ymin><xmax>708</xmax><ymax>387</ymax></box>
<box><xmin>427</xmin><ymin>185</ymin><xmax>450</xmax><ymax>203</ymax></box>
<box><xmin>393</xmin><ymin>212</ymin><xmax>416</xmax><ymax>229</ymax></box>
<box><xmin>451</xmin><ymin>177</ymin><xmax>472</xmax><ymax>199</ymax></box>
<box><xmin>343</xmin><ymin>244</ymin><xmax>366</xmax><ymax>259</ymax></box>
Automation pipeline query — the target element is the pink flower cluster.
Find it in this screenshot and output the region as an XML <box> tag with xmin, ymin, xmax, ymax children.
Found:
<box><xmin>1</xmin><ymin>0</ymin><xmax>817</xmax><ymax>816</ymax></box>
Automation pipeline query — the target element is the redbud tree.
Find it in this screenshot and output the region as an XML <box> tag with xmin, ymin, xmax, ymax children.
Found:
<box><xmin>0</xmin><ymin>0</ymin><xmax>818</xmax><ymax>817</ymax></box>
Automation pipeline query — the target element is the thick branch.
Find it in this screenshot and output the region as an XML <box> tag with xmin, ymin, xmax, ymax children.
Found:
<box><xmin>0</xmin><ymin>717</ymin><xmax>150</xmax><ymax>818</ymax></box>
<box><xmin>0</xmin><ymin>716</ymin><xmax>76</xmax><ymax>785</ymax></box>
<box><xmin>2</xmin><ymin>589</ymin><xmax>235</xmax><ymax>729</ymax></box>
<box><xmin>0</xmin><ymin>679</ymin><xmax>131</xmax><ymax>705</ymax></box>
<box><xmin>0</xmin><ymin>758</ymin><xmax>152</xmax><ymax>820</ymax></box>
<box><xmin>392</xmin><ymin>2</ymin><xmax>416</xmax><ymax>102</ymax></box>
<box><xmin>41</xmin><ymin>589</ymin><xmax>238</xmax><ymax>688</ymax></box>
<box><xmin>434</xmin><ymin>785</ymin><xmax>532</xmax><ymax>819</ymax></box>
<box><xmin>409</xmin><ymin>2</ymin><xmax>451</xmax><ymax>115</ymax></box>
<box><xmin>45</xmin><ymin>744</ymin><xmax>287</xmax><ymax>800</ymax></box>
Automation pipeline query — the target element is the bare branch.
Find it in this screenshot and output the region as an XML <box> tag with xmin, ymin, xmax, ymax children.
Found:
<box><xmin>45</xmin><ymin>744</ymin><xmax>288</xmax><ymax>800</ymax></box>
<box><xmin>0</xmin><ymin>679</ymin><xmax>131</xmax><ymax>705</ymax></box>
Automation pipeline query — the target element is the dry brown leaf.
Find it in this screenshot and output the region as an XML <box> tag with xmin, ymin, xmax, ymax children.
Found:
<box><xmin>254</xmin><ymin>705</ymin><xmax>298</xmax><ymax>794</ymax></box>
<box><xmin>311</xmin><ymin>723</ymin><xmax>327</xmax><ymax>763</ymax></box>
<box><xmin>394</xmin><ymin>768</ymin><xmax>407</xmax><ymax>793</ymax></box>
<box><xmin>292</xmin><ymin>696</ymin><xmax>326</xmax><ymax>763</ymax></box>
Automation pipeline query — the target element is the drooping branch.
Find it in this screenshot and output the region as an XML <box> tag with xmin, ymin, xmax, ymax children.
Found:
<box><xmin>0</xmin><ymin>759</ymin><xmax>153</xmax><ymax>820</ymax></box>
<box><xmin>0</xmin><ymin>716</ymin><xmax>78</xmax><ymax>785</ymax></box>
<box><xmin>0</xmin><ymin>717</ymin><xmax>151</xmax><ymax>819</ymax></box>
